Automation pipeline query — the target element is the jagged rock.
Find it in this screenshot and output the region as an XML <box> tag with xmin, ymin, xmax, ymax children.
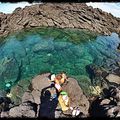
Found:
<box><xmin>113</xmin><ymin>67</ymin><xmax>120</xmax><ymax>77</ymax></box>
<box><xmin>31</xmin><ymin>90</ymin><xmax>41</xmax><ymax>105</ymax></box>
<box><xmin>9</xmin><ymin>101</ymin><xmax>37</xmax><ymax>118</ymax></box>
<box><xmin>106</xmin><ymin>74</ymin><xmax>120</xmax><ymax>85</ymax></box>
<box><xmin>90</xmin><ymin>86</ymin><xmax>120</xmax><ymax>117</ymax></box>
<box><xmin>22</xmin><ymin>91</ymin><xmax>34</xmax><ymax>103</ymax></box>
<box><xmin>109</xmin><ymin>87</ymin><xmax>120</xmax><ymax>102</ymax></box>
<box><xmin>0</xmin><ymin>3</ymin><xmax>120</xmax><ymax>37</ymax></box>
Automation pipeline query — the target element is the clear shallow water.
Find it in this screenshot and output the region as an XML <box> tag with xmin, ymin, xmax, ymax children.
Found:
<box><xmin>0</xmin><ymin>27</ymin><xmax>120</xmax><ymax>95</ymax></box>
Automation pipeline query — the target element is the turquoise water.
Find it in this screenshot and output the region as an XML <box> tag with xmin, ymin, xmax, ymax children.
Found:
<box><xmin>0</xmin><ymin>27</ymin><xmax>120</xmax><ymax>95</ymax></box>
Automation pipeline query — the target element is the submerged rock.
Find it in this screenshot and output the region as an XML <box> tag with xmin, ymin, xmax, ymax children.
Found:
<box><xmin>0</xmin><ymin>57</ymin><xmax>20</xmax><ymax>85</ymax></box>
<box><xmin>32</xmin><ymin>41</ymin><xmax>54</xmax><ymax>53</ymax></box>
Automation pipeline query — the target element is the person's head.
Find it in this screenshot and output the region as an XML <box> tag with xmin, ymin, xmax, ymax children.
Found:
<box><xmin>61</xmin><ymin>72</ymin><xmax>67</xmax><ymax>83</ymax></box>
<box><xmin>55</xmin><ymin>74</ymin><xmax>62</xmax><ymax>84</ymax></box>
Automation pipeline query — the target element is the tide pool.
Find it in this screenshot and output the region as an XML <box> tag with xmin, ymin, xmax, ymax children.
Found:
<box><xmin>0</xmin><ymin>27</ymin><xmax>120</xmax><ymax>96</ymax></box>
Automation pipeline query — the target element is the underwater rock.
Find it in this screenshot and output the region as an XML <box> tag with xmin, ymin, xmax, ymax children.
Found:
<box><xmin>0</xmin><ymin>57</ymin><xmax>12</xmax><ymax>75</ymax></box>
<box><xmin>75</xmin><ymin>75</ymin><xmax>92</xmax><ymax>96</ymax></box>
<box><xmin>89</xmin><ymin>86</ymin><xmax>102</xmax><ymax>96</ymax></box>
<box><xmin>1</xmin><ymin>58</ymin><xmax>20</xmax><ymax>84</ymax></box>
<box><xmin>86</xmin><ymin>64</ymin><xmax>102</xmax><ymax>77</ymax></box>
<box><xmin>85</xmin><ymin>64</ymin><xmax>103</xmax><ymax>85</ymax></box>
<box><xmin>54</xmin><ymin>41</ymin><xmax>71</xmax><ymax>50</ymax></box>
<box><xmin>32</xmin><ymin>41</ymin><xmax>54</xmax><ymax>53</ymax></box>
<box><xmin>0</xmin><ymin>90</ymin><xmax>7</xmax><ymax>98</ymax></box>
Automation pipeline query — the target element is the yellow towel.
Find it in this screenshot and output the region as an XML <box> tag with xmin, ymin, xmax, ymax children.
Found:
<box><xmin>58</xmin><ymin>95</ymin><xmax>69</xmax><ymax>111</ymax></box>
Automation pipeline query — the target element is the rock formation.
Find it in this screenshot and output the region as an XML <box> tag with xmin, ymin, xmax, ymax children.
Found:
<box><xmin>0</xmin><ymin>3</ymin><xmax>120</xmax><ymax>37</ymax></box>
<box><xmin>90</xmin><ymin>86</ymin><xmax>120</xmax><ymax>117</ymax></box>
<box><xmin>0</xmin><ymin>73</ymin><xmax>90</xmax><ymax>118</ymax></box>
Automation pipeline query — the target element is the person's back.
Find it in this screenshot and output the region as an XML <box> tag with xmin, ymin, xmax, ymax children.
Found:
<box><xmin>58</xmin><ymin>91</ymin><xmax>70</xmax><ymax>112</ymax></box>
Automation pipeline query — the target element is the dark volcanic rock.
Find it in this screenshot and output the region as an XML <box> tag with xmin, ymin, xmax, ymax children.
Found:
<box><xmin>9</xmin><ymin>101</ymin><xmax>37</xmax><ymax>117</ymax></box>
<box><xmin>90</xmin><ymin>86</ymin><xmax>120</xmax><ymax>117</ymax></box>
<box><xmin>0</xmin><ymin>3</ymin><xmax>120</xmax><ymax>37</ymax></box>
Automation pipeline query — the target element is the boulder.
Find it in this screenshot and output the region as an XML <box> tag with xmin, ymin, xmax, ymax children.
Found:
<box><xmin>22</xmin><ymin>91</ymin><xmax>34</xmax><ymax>103</ymax></box>
<box><xmin>90</xmin><ymin>86</ymin><xmax>120</xmax><ymax>117</ymax></box>
<box><xmin>0</xmin><ymin>111</ymin><xmax>9</xmax><ymax>118</ymax></box>
<box><xmin>61</xmin><ymin>78</ymin><xmax>90</xmax><ymax>116</ymax></box>
<box><xmin>9</xmin><ymin>101</ymin><xmax>37</xmax><ymax>118</ymax></box>
<box><xmin>31</xmin><ymin>73</ymin><xmax>51</xmax><ymax>91</ymax></box>
<box><xmin>106</xmin><ymin>74</ymin><xmax>120</xmax><ymax>85</ymax></box>
<box><xmin>21</xmin><ymin>73</ymin><xmax>89</xmax><ymax>118</ymax></box>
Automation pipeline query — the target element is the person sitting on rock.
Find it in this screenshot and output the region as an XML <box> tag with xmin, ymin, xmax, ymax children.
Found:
<box><xmin>50</xmin><ymin>72</ymin><xmax>68</xmax><ymax>90</ymax></box>
<box><xmin>49</xmin><ymin>72</ymin><xmax>68</xmax><ymax>99</ymax></box>
<box><xmin>58</xmin><ymin>91</ymin><xmax>70</xmax><ymax>112</ymax></box>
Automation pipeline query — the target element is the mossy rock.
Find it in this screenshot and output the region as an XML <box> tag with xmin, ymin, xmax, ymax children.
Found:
<box><xmin>10</xmin><ymin>79</ymin><xmax>31</xmax><ymax>105</ymax></box>
<box><xmin>73</xmin><ymin>75</ymin><xmax>92</xmax><ymax>96</ymax></box>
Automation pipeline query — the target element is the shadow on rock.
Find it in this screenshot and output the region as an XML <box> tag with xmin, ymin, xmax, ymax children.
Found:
<box><xmin>38</xmin><ymin>86</ymin><xmax>58</xmax><ymax>118</ymax></box>
<box><xmin>89</xmin><ymin>97</ymin><xmax>106</xmax><ymax>117</ymax></box>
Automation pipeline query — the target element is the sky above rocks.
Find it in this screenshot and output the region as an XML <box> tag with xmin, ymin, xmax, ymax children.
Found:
<box><xmin>0</xmin><ymin>2</ymin><xmax>120</xmax><ymax>18</ymax></box>
<box><xmin>86</xmin><ymin>2</ymin><xmax>120</xmax><ymax>18</ymax></box>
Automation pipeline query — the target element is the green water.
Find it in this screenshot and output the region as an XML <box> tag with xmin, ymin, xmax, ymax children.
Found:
<box><xmin>0</xmin><ymin>27</ymin><xmax>120</xmax><ymax>95</ymax></box>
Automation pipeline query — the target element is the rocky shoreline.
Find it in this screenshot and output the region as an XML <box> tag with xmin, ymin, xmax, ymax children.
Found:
<box><xmin>0</xmin><ymin>69</ymin><xmax>120</xmax><ymax>118</ymax></box>
<box><xmin>0</xmin><ymin>3</ymin><xmax>120</xmax><ymax>118</ymax></box>
<box><xmin>0</xmin><ymin>3</ymin><xmax>120</xmax><ymax>38</ymax></box>
<box><xmin>0</xmin><ymin>73</ymin><xmax>90</xmax><ymax>118</ymax></box>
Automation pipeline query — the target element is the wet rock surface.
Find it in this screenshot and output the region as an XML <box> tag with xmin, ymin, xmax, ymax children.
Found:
<box><xmin>0</xmin><ymin>3</ymin><xmax>120</xmax><ymax>37</ymax></box>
